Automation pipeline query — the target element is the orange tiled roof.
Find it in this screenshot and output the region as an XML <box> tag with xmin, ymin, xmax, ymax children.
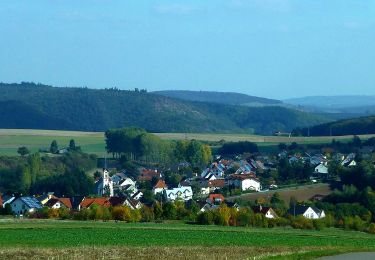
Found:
<box><xmin>154</xmin><ymin>179</ymin><xmax>167</xmax><ymax>189</ymax></box>
<box><xmin>208</xmin><ymin>194</ymin><xmax>225</xmax><ymax>203</ymax></box>
<box><xmin>80</xmin><ymin>198</ymin><xmax>110</xmax><ymax>208</ymax></box>
<box><xmin>58</xmin><ymin>198</ymin><xmax>73</xmax><ymax>209</ymax></box>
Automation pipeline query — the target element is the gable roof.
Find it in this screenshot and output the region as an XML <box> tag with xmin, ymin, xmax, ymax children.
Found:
<box><xmin>207</xmin><ymin>179</ymin><xmax>225</xmax><ymax>188</ymax></box>
<box><xmin>18</xmin><ymin>197</ymin><xmax>43</xmax><ymax>209</ymax></box>
<box><xmin>288</xmin><ymin>205</ymin><xmax>322</xmax><ymax>216</ymax></box>
<box><xmin>229</xmin><ymin>174</ymin><xmax>258</xmax><ymax>181</ymax></box>
<box><xmin>109</xmin><ymin>197</ymin><xmax>127</xmax><ymax>207</ymax></box>
<box><xmin>70</xmin><ymin>196</ymin><xmax>85</xmax><ymax>209</ymax></box>
<box><xmin>58</xmin><ymin>198</ymin><xmax>73</xmax><ymax>209</ymax></box>
<box><xmin>138</xmin><ymin>169</ymin><xmax>160</xmax><ymax>181</ymax></box>
<box><xmin>154</xmin><ymin>179</ymin><xmax>167</xmax><ymax>189</ymax></box>
<box><xmin>45</xmin><ymin>198</ymin><xmax>60</xmax><ymax>207</ymax></box>
<box><xmin>208</xmin><ymin>194</ymin><xmax>225</xmax><ymax>203</ymax></box>
<box><xmin>80</xmin><ymin>197</ymin><xmax>110</xmax><ymax>208</ymax></box>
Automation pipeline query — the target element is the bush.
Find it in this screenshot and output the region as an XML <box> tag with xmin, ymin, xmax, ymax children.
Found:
<box><xmin>275</xmin><ymin>217</ymin><xmax>290</xmax><ymax>227</ymax></box>
<box><xmin>291</xmin><ymin>216</ymin><xmax>313</xmax><ymax>230</ymax></box>
<box><xmin>252</xmin><ymin>213</ymin><xmax>268</xmax><ymax>228</ymax></box>
<box><xmin>237</xmin><ymin>208</ymin><xmax>252</xmax><ymax>227</ymax></box>
<box><xmin>141</xmin><ymin>206</ymin><xmax>154</xmax><ymax>222</ymax></box>
<box><xmin>112</xmin><ymin>206</ymin><xmax>131</xmax><ymax>221</ymax></box>
<box><xmin>368</xmin><ymin>223</ymin><xmax>375</xmax><ymax>234</ymax></box>
<box><xmin>313</xmin><ymin>219</ymin><xmax>325</xmax><ymax>230</ymax></box>
<box><xmin>197</xmin><ymin>211</ymin><xmax>214</xmax><ymax>225</ymax></box>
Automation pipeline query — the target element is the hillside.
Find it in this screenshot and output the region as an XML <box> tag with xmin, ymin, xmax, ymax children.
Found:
<box><xmin>285</xmin><ymin>96</ymin><xmax>375</xmax><ymax>113</ymax></box>
<box><xmin>0</xmin><ymin>83</ymin><xmax>328</xmax><ymax>134</ymax></box>
<box><xmin>153</xmin><ymin>90</ymin><xmax>281</xmax><ymax>106</ymax></box>
<box><xmin>294</xmin><ymin>116</ymin><xmax>375</xmax><ymax>136</ymax></box>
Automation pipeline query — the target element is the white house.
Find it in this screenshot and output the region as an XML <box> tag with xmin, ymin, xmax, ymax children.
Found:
<box><xmin>289</xmin><ymin>205</ymin><xmax>326</xmax><ymax>219</ymax></box>
<box><xmin>314</xmin><ymin>163</ymin><xmax>328</xmax><ymax>175</ymax></box>
<box><xmin>228</xmin><ymin>174</ymin><xmax>261</xmax><ymax>191</ymax></box>
<box><xmin>152</xmin><ymin>179</ymin><xmax>168</xmax><ymax>195</ymax></box>
<box><xmin>11</xmin><ymin>197</ymin><xmax>43</xmax><ymax>215</ymax></box>
<box><xmin>252</xmin><ymin>205</ymin><xmax>278</xmax><ymax>219</ymax></box>
<box><xmin>165</xmin><ymin>187</ymin><xmax>193</xmax><ymax>201</ymax></box>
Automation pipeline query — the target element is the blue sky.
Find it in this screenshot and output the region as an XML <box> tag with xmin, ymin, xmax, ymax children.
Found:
<box><xmin>0</xmin><ymin>0</ymin><xmax>374</xmax><ymax>99</ymax></box>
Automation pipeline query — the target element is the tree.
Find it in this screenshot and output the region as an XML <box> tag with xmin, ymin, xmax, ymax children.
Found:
<box><xmin>17</xmin><ymin>146</ymin><xmax>30</xmax><ymax>157</ymax></box>
<box><xmin>162</xmin><ymin>202</ymin><xmax>177</xmax><ymax>220</ymax></box>
<box><xmin>50</xmin><ymin>140</ymin><xmax>58</xmax><ymax>154</ymax></box>
<box><xmin>69</xmin><ymin>139</ymin><xmax>76</xmax><ymax>151</ymax></box>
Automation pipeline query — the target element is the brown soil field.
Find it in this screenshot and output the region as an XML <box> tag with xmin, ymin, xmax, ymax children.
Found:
<box><xmin>227</xmin><ymin>183</ymin><xmax>332</xmax><ymax>203</ymax></box>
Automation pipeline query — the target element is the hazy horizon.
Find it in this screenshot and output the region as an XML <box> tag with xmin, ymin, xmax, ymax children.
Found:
<box><xmin>0</xmin><ymin>1</ymin><xmax>374</xmax><ymax>99</ymax></box>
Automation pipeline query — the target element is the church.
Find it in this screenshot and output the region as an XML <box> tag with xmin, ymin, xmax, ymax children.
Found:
<box><xmin>94</xmin><ymin>168</ymin><xmax>114</xmax><ymax>197</ymax></box>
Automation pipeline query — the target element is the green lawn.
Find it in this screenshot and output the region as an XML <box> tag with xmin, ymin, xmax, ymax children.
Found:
<box><xmin>0</xmin><ymin>220</ymin><xmax>374</xmax><ymax>259</ymax></box>
<box><xmin>0</xmin><ymin>129</ymin><xmax>374</xmax><ymax>156</ymax></box>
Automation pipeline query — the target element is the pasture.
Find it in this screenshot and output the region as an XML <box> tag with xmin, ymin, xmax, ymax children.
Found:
<box><xmin>0</xmin><ymin>220</ymin><xmax>374</xmax><ymax>259</ymax></box>
<box><xmin>227</xmin><ymin>183</ymin><xmax>333</xmax><ymax>203</ymax></box>
<box><xmin>0</xmin><ymin>129</ymin><xmax>373</xmax><ymax>156</ymax></box>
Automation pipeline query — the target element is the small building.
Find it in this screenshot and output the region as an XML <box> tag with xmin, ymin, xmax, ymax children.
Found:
<box><xmin>11</xmin><ymin>197</ymin><xmax>43</xmax><ymax>215</ymax></box>
<box><xmin>206</xmin><ymin>194</ymin><xmax>225</xmax><ymax>204</ymax></box>
<box><xmin>288</xmin><ymin>205</ymin><xmax>326</xmax><ymax>219</ymax></box>
<box><xmin>45</xmin><ymin>197</ymin><xmax>72</xmax><ymax>210</ymax></box>
<box><xmin>228</xmin><ymin>174</ymin><xmax>261</xmax><ymax>192</ymax></box>
<box><xmin>79</xmin><ymin>197</ymin><xmax>110</xmax><ymax>209</ymax></box>
<box><xmin>165</xmin><ymin>187</ymin><xmax>193</xmax><ymax>201</ymax></box>
<box><xmin>36</xmin><ymin>192</ymin><xmax>56</xmax><ymax>205</ymax></box>
<box><xmin>138</xmin><ymin>169</ymin><xmax>161</xmax><ymax>182</ymax></box>
<box><xmin>252</xmin><ymin>205</ymin><xmax>278</xmax><ymax>219</ymax></box>
<box><xmin>153</xmin><ymin>179</ymin><xmax>168</xmax><ymax>195</ymax></box>
<box><xmin>109</xmin><ymin>196</ymin><xmax>143</xmax><ymax>210</ymax></box>
<box><xmin>314</xmin><ymin>163</ymin><xmax>328</xmax><ymax>175</ymax></box>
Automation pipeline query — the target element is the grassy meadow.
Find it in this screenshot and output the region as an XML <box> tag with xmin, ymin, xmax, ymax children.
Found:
<box><xmin>0</xmin><ymin>220</ymin><xmax>374</xmax><ymax>259</ymax></box>
<box><xmin>1</xmin><ymin>129</ymin><xmax>374</xmax><ymax>156</ymax></box>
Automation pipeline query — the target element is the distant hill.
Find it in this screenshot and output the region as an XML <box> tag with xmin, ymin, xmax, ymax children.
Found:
<box><xmin>294</xmin><ymin>116</ymin><xmax>375</xmax><ymax>136</ymax></box>
<box><xmin>153</xmin><ymin>90</ymin><xmax>282</xmax><ymax>106</ymax></box>
<box><xmin>285</xmin><ymin>96</ymin><xmax>375</xmax><ymax>113</ymax></box>
<box><xmin>0</xmin><ymin>83</ymin><xmax>329</xmax><ymax>135</ymax></box>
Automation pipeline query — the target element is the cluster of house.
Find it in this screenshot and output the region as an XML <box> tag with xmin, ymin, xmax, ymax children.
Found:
<box><xmin>0</xmin><ymin>193</ymin><xmax>144</xmax><ymax>216</ymax></box>
<box><xmin>0</xmin><ymin>191</ymin><xmax>326</xmax><ymax>220</ymax></box>
<box><xmin>4</xmin><ymin>150</ymin><xmax>363</xmax><ymax>220</ymax></box>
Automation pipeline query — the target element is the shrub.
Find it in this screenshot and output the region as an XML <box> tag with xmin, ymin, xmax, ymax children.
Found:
<box><xmin>291</xmin><ymin>216</ymin><xmax>313</xmax><ymax>230</ymax></box>
<box><xmin>368</xmin><ymin>223</ymin><xmax>375</xmax><ymax>234</ymax></box>
<box><xmin>141</xmin><ymin>206</ymin><xmax>154</xmax><ymax>222</ymax></box>
<box><xmin>237</xmin><ymin>208</ymin><xmax>252</xmax><ymax>227</ymax></box>
<box><xmin>197</xmin><ymin>211</ymin><xmax>214</xmax><ymax>225</ymax></box>
<box><xmin>313</xmin><ymin>219</ymin><xmax>325</xmax><ymax>230</ymax></box>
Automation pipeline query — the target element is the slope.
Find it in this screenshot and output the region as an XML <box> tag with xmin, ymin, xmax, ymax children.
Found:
<box><xmin>0</xmin><ymin>83</ymin><xmax>328</xmax><ymax>134</ymax></box>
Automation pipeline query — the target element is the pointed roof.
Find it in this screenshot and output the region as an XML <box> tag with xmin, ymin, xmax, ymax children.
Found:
<box><xmin>154</xmin><ymin>179</ymin><xmax>167</xmax><ymax>189</ymax></box>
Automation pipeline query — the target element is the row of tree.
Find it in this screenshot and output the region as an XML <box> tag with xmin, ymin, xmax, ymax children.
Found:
<box><xmin>105</xmin><ymin>128</ymin><xmax>212</xmax><ymax>167</ymax></box>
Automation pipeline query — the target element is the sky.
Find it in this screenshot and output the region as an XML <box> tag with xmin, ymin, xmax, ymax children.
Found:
<box><xmin>0</xmin><ymin>0</ymin><xmax>374</xmax><ymax>99</ymax></box>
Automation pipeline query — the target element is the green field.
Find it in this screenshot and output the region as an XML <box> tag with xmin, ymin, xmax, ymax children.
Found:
<box><xmin>0</xmin><ymin>220</ymin><xmax>374</xmax><ymax>259</ymax></box>
<box><xmin>0</xmin><ymin>129</ymin><xmax>374</xmax><ymax>156</ymax></box>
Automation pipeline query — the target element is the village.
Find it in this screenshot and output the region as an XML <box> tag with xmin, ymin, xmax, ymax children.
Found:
<box><xmin>1</xmin><ymin>146</ymin><xmax>365</xmax><ymax>223</ymax></box>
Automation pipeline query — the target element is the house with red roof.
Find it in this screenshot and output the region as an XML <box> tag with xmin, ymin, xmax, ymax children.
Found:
<box><xmin>207</xmin><ymin>194</ymin><xmax>225</xmax><ymax>204</ymax></box>
<box><xmin>138</xmin><ymin>169</ymin><xmax>161</xmax><ymax>182</ymax></box>
<box><xmin>79</xmin><ymin>197</ymin><xmax>111</xmax><ymax>209</ymax></box>
<box><xmin>152</xmin><ymin>179</ymin><xmax>168</xmax><ymax>195</ymax></box>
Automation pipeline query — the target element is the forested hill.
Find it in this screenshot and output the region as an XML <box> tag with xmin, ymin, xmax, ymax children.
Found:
<box><xmin>0</xmin><ymin>83</ymin><xmax>328</xmax><ymax>134</ymax></box>
<box><xmin>294</xmin><ymin>116</ymin><xmax>375</xmax><ymax>136</ymax></box>
<box><xmin>153</xmin><ymin>90</ymin><xmax>281</xmax><ymax>106</ymax></box>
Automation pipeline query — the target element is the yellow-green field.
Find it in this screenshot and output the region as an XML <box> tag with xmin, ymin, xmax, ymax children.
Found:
<box><xmin>0</xmin><ymin>129</ymin><xmax>374</xmax><ymax>156</ymax></box>
<box><xmin>0</xmin><ymin>220</ymin><xmax>374</xmax><ymax>259</ymax></box>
